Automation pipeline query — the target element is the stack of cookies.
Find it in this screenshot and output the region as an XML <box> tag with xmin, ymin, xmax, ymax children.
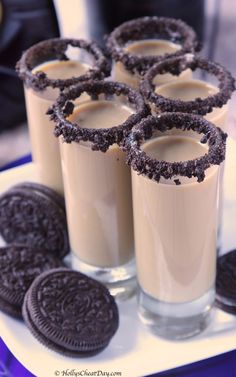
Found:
<box><xmin>0</xmin><ymin>182</ymin><xmax>119</xmax><ymax>357</ymax></box>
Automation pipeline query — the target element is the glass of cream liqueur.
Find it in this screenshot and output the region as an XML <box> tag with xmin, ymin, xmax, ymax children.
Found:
<box><xmin>50</xmin><ymin>80</ymin><xmax>147</xmax><ymax>299</ymax></box>
<box><xmin>140</xmin><ymin>54</ymin><xmax>235</xmax><ymax>130</ymax></box>
<box><xmin>106</xmin><ymin>16</ymin><xmax>200</xmax><ymax>89</ymax></box>
<box><xmin>140</xmin><ymin>54</ymin><xmax>235</xmax><ymax>250</ymax></box>
<box><xmin>17</xmin><ymin>38</ymin><xmax>109</xmax><ymax>195</ymax></box>
<box><xmin>124</xmin><ymin>113</ymin><xmax>227</xmax><ymax>339</ymax></box>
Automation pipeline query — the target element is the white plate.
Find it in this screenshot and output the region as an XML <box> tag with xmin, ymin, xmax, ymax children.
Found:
<box><xmin>1</xmin><ymin>139</ymin><xmax>236</xmax><ymax>377</ymax></box>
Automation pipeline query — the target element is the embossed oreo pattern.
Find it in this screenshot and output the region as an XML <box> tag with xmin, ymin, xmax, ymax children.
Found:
<box><xmin>0</xmin><ymin>245</ymin><xmax>64</xmax><ymax>318</ymax></box>
<box><xmin>0</xmin><ymin>184</ymin><xmax>69</xmax><ymax>259</ymax></box>
<box><xmin>23</xmin><ymin>269</ymin><xmax>119</xmax><ymax>356</ymax></box>
<box><xmin>12</xmin><ymin>182</ymin><xmax>65</xmax><ymax>212</ymax></box>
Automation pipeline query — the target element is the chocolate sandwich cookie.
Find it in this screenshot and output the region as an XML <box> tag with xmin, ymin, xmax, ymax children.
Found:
<box><xmin>12</xmin><ymin>182</ymin><xmax>65</xmax><ymax>211</ymax></box>
<box><xmin>216</xmin><ymin>250</ymin><xmax>236</xmax><ymax>314</ymax></box>
<box><xmin>0</xmin><ymin>245</ymin><xmax>64</xmax><ymax>319</ymax></box>
<box><xmin>23</xmin><ymin>268</ymin><xmax>119</xmax><ymax>357</ymax></box>
<box><xmin>0</xmin><ymin>182</ymin><xmax>69</xmax><ymax>259</ymax></box>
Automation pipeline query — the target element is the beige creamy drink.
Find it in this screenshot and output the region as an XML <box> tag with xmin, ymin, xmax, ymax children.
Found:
<box><xmin>60</xmin><ymin>100</ymin><xmax>134</xmax><ymax>268</ymax></box>
<box><xmin>24</xmin><ymin>60</ymin><xmax>89</xmax><ymax>195</ymax></box>
<box><xmin>112</xmin><ymin>39</ymin><xmax>191</xmax><ymax>89</ymax></box>
<box><xmin>155</xmin><ymin>79</ymin><xmax>228</xmax><ymax>240</ymax></box>
<box><xmin>155</xmin><ymin>79</ymin><xmax>228</xmax><ymax>128</ymax></box>
<box><xmin>132</xmin><ymin>135</ymin><xmax>219</xmax><ymax>303</ymax></box>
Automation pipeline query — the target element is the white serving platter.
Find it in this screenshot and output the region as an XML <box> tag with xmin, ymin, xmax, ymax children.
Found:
<box><xmin>1</xmin><ymin>138</ymin><xmax>236</xmax><ymax>377</ymax></box>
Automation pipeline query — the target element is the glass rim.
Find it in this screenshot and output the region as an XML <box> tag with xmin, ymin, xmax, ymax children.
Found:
<box><xmin>16</xmin><ymin>38</ymin><xmax>110</xmax><ymax>91</ymax></box>
<box><xmin>123</xmin><ymin>113</ymin><xmax>227</xmax><ymax>184</ymax></box>
<box><xmin>140</xmin><ymin>54</ymin><xmax>235</xmax><ymax>115</ymax></box>
<box><xmin>49</xmin><ymin>80</ymin><xmax>149</xmax><ymax>152</ymax></box>
<box><xmin>106</xmin><ymin>16</ymin><xmax>201</xmax><ymax>74</ymax></box>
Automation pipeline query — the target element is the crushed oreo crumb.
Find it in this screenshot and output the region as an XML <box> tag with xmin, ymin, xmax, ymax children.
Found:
<box><xmin>174</xmin><ymin>179</ymin><xmax>181</xmax><ymax>185</ymax></box>
<box><xmin>49</xmin><ymin>80</ymin><xmax>149</xmax><ymax>152</ymax></box>
<box><xmin>140</xmin><ymin>54</ymin><xmax>235</xmax><ymax>115</ymax></box>
<box><xmin>106</xmin><ymin>16</ymin><xmax>201</xmax><ymax>75</ymax></box>
<box><xmin>16</xmin><ymin>38</ymin><xmax>110</xmax><ymax>92</ymax></box>
<box><xmin>122</xmin><ymin>113</ymin><xmax>227</xmax><ymax>184</ymax></box>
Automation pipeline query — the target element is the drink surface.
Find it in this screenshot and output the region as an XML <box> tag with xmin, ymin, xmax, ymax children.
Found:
<box><xmin>70</xmin><ymin>100</ymin><xmax>133</xmax><ymax>129</ymax></box>
<box><xmin>125</xmin><ymin>39</ymin><xmax>181</xmax><ymax>56</ymax></box>
<box><xmin>155</xmin><ymin>79</ymin><xmax>228</xmax><ymax>127</ymax></box>
<box><xmin>142</xmin><ymin>135</ymin><xmax>211</xmax><ymax>184</ymax></box>
<box><xmin>143</xmin><ymin>135</ymin><xmax>206</xmax><ymax>161</ymax></box>
<box><xmin>112</xmin><ymin>39</ymin><xmax>189</xmax><ymax>88</ymax></box>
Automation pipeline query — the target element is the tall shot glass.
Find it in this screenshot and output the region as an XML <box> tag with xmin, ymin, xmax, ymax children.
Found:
<box><xmin>17</xmin><ymin>38</ymin><xmax>109</xmax><ymax>195</ymax></box>
<box><xmin>124</xmin><ymin>113</ymin><xmax>227</xmax><ymax>339</ymax></box>
<box><xmin>50</xmin><ymin>80</ymin><xmax>148</xmax><ymax>299</ymax></box>
<box><xmin>140</xmin><ymin>54</ymin><xmax>235</xmax><ymax>251</ymax></box>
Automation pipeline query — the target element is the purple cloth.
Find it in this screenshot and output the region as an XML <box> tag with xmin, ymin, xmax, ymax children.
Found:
<box><xmin>149</xmin><ymin>349</ymin><xmax>236</xmax><ymax>376</ymax></box>
<box><xmin>1</xmin><ymin>334</ymin><xmax>236</xmax><ymax>377</ymax></box>
<box><xmin>0</xmin><ymin>154</ymin><xmax>31</xmax><ymax>172</ymax></box>
<box><xmin>0</xmin><ymin>338</ymin><xmax>35</xmax><ymax>377</ymax></box>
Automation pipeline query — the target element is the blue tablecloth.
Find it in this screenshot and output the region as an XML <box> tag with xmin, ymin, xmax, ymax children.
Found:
<box><xmin>0</xmin><ymin>154</ymin><xmax>32</xmax><ymax>172</ymax></box>
<box><xmin>0</xmin><ymin>338</ymin><xmax>35</xmax><ymax>377</ymax></box>
<box><xmin>0</xmin><ymin>155</ymin><xmax>236</xmax><ymax>377</ymax></box>
<box><xmin>1</xmin><ymin>334</ymin><xmax>236</xmax><ymax>377</ymax></box>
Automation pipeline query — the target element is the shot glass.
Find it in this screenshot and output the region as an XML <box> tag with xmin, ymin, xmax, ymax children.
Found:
<box><xmin>140</xmin><ymin>54</ymin><xmax>235</xmax><ymax>250</ymax></box>
<box><xmin>50</xmin><ymin>80</ymin><xmax>147</xmax><ymax>299</ymax></box>
<box><xmin>124</xmin><ymin>113</ymin><xmax>227</xmax><ymax>339</ymax></box>
<box><xmin>106</xmin><ymin>17</ymin><xmax>200</xmax><ymax>89</ymax></box>
<box><xmin>140</xmin><ymin>54</ymin><xmax>235</xmax><ymax>130</ymax></box>
<box><xmin>17</xmin><ymin>38</ymin><xmax>109</xmax><ymax>195</ymax></box>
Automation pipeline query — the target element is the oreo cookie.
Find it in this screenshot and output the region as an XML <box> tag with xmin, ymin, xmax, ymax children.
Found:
<box><xmin>0</xmin><ymin>245</ymin><xmax>64</xmax><ymax>319</ymax></box>
<box><xmin>0</xmin><ymin>182</ymin><xmax>69</xmax><ymax>259</ymax></box>
<box><xmin>216</xmin><ymin>250</ymin><xmax>236</xmax><ymax>314</ymax></box>
<box><xmin>23</xmin><ymin>268</ymin><xmax>119</xmax><ymax>357</ymax></box>
<box><xmin>12</xmin><ymin>182</ymin><xmax>65</xmax><ymax>211</ymax></box>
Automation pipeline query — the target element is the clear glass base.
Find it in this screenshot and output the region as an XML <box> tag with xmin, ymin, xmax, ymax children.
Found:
<box><xmin>71</xmin><ymin>254</ymin><xmax>137</xmax><ymax>301</ymax></box>
<box><xmin>138</xmin><ymin>287</ymin><xmax>215</xmax><ymax>340</ymax></box>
